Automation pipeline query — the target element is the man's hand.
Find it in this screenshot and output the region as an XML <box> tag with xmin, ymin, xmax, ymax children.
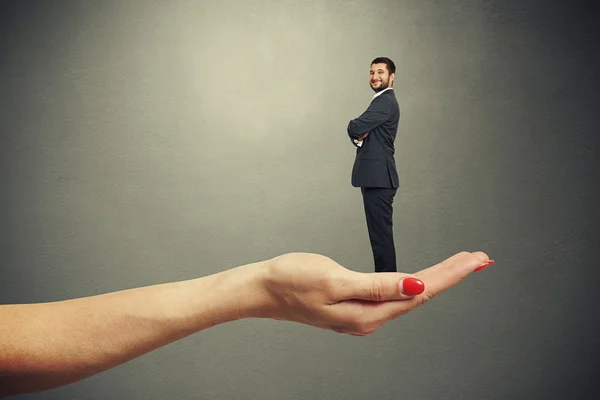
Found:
<box><xmin>353</xmin><ymin>132</ymin><xmax>369</xmax><ymax>147</ymax></box>
<box><xmin>255</xmin><ymin>251</ymin><xmax>491</xmax><ymax>336</ymax></box>
<box><xmin>357</xmin><ymin>132</ymin><xmax>370</xmax><ymax>142</ymax></box>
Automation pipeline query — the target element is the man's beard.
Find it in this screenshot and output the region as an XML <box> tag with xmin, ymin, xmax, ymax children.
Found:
<box><xmin>370</xmin><ymin>79</ymin><xmax>389</xmax><ymax>93</ymax></box>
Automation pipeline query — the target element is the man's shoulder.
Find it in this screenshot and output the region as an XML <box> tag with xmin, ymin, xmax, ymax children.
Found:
<box><xmin>371</xmin><ymin>90</ymin><xmax>397</xmax><ymax>107</ymax></box>
<box><xmin>382</xmin><ymin>89</ymin><xmax>397</xmax><ymax>100</ymax></box>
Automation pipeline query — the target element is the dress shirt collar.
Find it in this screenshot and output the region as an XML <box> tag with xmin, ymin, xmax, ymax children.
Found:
<box><xmin>372</xmin><ymin>87</ymin><xmax>394</xmax><ymax>99</ymax></box>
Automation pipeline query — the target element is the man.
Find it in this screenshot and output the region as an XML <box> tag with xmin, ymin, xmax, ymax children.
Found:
<box><xmin>347</xmin><ymin>57</ymin><xmax>400</xmax><ymax>273</ymax></box>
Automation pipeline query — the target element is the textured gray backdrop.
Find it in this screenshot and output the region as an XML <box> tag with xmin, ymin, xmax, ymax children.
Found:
<box><xmin>1</xmin><ymin>1</ymin><xmax>598</xmax><ymax>399</ymax></box>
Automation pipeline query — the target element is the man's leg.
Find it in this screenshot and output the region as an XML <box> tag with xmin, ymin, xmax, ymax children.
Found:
<box><xmin>361</xmin><ymin>187</ymin><xmax>397</xmax><ymax>273</ymax></box>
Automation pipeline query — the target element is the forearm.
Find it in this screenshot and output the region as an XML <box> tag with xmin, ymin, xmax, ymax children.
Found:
<box><xmin>347</xmin><ymin>119</ymin><xmax>370</xmax><ymax>139</ymax></box>
<box><xmin>0</xmin><ymin>261</ymin><xmax>269</xmax><ymax>397</ymax></box>
<box><xmin>347</xmin><ymin>100</ymin><xmax>390</xmax><ymax>139</ymax></box>
<box><xmin>347</xmin><ymin>118</ymin><xmax>384</xmax><ymax>138</ymax></box>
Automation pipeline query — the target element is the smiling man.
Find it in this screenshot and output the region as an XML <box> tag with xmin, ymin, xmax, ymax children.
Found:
<box><xmin>347</xmin><ymin>57</ymin><xmax>400</xmax><ymax>273</ymax></box>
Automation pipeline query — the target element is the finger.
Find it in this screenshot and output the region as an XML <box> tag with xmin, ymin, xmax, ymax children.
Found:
<box><xmin>336</xmin><ymin>272</ymin><xmax>426</xmax><ymax>302</ymax></box>
<box><xmin>415</xmin><ymin>251</ymin><xmax>489</xmax><ymax>300</ymax></box>
<box><xmin>474</xmin><ymin>259</ymin><xmax>495</xmax><ymax>272</ymax></box>
<box><xmin>415</xmin><ymin>251</ymin><xmax>489</xmax><ymax>280</ymax></box>
<box><xmin>329</xmin><ymin>297</ymin><xmax>417</xmax><ymax>336</ymax></box>
<box><xmin>329</xmin><ymin>252</ymin><xmax>491</xmax><ymax>333</ymax></box>
<box><xmin>345</xmin><ymin>252</ymin><xmax>491</xmax><ymax>326</ymax></box>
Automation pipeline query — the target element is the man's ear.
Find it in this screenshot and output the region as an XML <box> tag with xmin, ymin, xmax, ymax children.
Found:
<box><xmin>390</xmin><ymin>73</ymin><xmax>395</xmax><ymax>83</ymax></box>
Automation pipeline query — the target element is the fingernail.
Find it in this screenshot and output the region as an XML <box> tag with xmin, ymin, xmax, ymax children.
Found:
<box><xmin>402</xmin><ymin>277</ymin><xmax>425</xmax><ymax>296</ymax></box>
<box><xmin>474</xmin><ymin>260</ymin><xmax>495</xmax><ymax>272</ymax></box>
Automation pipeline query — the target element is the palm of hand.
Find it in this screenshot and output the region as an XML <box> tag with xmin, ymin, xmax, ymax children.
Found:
<box><xmin>263</xmin><ymin>253</ymin><xmax>417</xmax><ymax>335</ymax></box>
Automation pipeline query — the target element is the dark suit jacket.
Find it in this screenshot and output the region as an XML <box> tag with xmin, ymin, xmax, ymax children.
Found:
<box><xmin>347</xmin><ymin>89</ymin><xmax>400</xmax><ymax>188</ymax></box>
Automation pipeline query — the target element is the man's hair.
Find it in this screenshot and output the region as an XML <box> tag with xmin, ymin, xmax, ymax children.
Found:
<box><xmin>371</xmin><ymin>57</ymin><xmax>396</xmax><ymax>75</ymax></box>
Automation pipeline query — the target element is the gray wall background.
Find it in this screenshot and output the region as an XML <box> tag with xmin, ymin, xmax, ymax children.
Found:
<box><xmin>1</xmin><ymin>0</ymin><xmax>598</xmax><ymax>399</ymax></box>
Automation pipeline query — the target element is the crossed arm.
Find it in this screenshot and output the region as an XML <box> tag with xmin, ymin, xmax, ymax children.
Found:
<box><xmin>347</xmin><ymin>97</ymin><xmax>392</xmax><ymax>143</ymax></box>
<box><xmin>0</xmin><ymin>251</ymin><xmax>492</xmax><ymax>398</ymax></box>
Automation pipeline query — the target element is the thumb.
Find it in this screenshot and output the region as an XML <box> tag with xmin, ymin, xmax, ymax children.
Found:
<box><xmin>340</xmin><ymin>272</ymin><xmax>425</xmax><ymax>302</ymax></box>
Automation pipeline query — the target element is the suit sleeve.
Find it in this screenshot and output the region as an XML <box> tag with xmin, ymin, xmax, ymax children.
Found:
<box><xmin>347</xmin><ymin>97</ymin><xmax>391</xmax><ymax>140</ymax></box>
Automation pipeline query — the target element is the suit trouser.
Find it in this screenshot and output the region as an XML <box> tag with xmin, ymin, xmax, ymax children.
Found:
<box><xmin>361</xmin><ymin>187</ymin><xmax>397</xmax><ymax>273</ymax></box>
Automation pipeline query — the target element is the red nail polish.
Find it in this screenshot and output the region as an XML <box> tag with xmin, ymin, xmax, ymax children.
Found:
<box><xmin>474</xmin><ymin>260</ymin><xmax>495</xmax><ymax>272</ymax></box>
<box><xmin>402</xmin><ymin>277</ymin><xmax>425</xmax><ymax>296</ymax></box>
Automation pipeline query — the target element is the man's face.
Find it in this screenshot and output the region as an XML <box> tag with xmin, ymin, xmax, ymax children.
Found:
<box><xmin>369</xmin><ymin>63</ymin><xmax>394</xmax><ymax>92</ymax></box>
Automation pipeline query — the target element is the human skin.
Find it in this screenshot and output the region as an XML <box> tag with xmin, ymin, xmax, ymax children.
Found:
<box><xmin>0</xmin><ymin>251</ymin><xmax>491</xmax><ymax>397</ymax></box>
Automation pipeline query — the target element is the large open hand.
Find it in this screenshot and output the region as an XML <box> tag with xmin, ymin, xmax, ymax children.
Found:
<box><xmin>259</xmin><ymin>252</ymin><xmax>491</xmax><ymax>336</ymax></box>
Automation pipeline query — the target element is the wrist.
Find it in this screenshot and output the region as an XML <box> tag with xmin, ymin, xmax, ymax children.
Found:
<box><xmin>205</xmin><ymin>259</ymin><xmax>273</xmax><ymax>322</ymax></box>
